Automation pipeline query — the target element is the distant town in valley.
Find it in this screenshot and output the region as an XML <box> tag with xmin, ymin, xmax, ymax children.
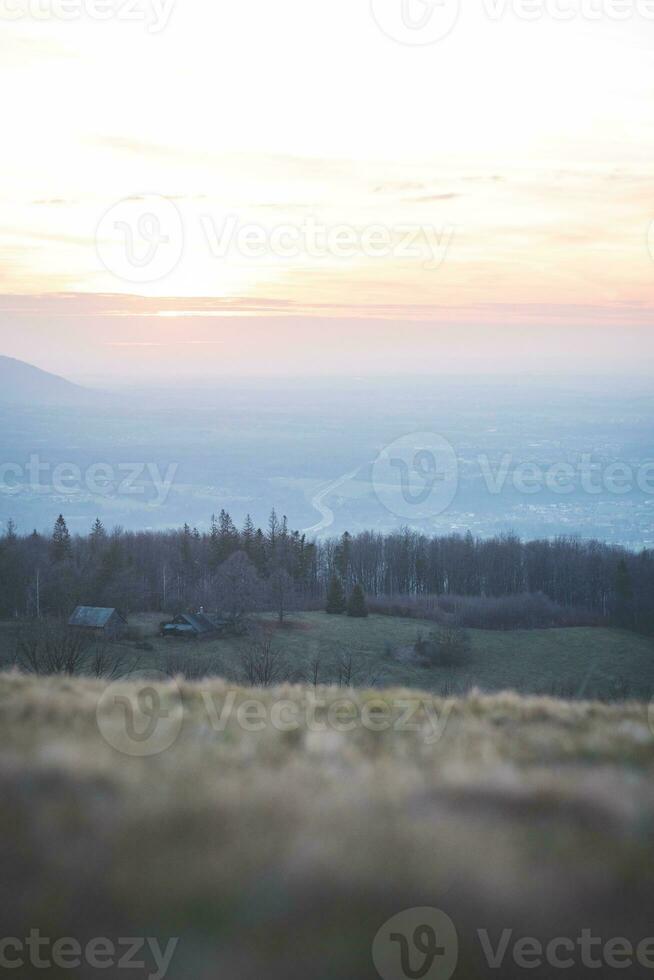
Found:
<box><xmin>1</xmin><ymin>356</ymin><xmax>652</xmax><ymax>548</ymax></box>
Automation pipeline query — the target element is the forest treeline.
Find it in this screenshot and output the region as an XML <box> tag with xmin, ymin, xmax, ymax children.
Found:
<box><xmin>0</xmin><ymin>511</ymin><xmax>651</xmax><ymax>632</ymax></box>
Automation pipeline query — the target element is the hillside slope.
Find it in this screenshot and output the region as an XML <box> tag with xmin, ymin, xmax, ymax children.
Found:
<box><xmin>0</xmin><ymin>355</ymin><xmax>98</xmax><ymax>405</ymax></box>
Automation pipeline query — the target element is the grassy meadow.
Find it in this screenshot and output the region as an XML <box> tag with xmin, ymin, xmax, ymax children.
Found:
<box><xmin>2</xmin><ymin>610</ymin><xmax>650</xmax><ymax>700</ymax></box>
<box><xmin>1</xmin><ymin>672</ymin><xmax>654</xmax><ymax>978</ymax></box>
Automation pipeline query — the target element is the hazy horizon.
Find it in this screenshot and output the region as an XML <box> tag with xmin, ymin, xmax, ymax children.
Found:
<box><xmin>1</xmin><ymin>357</ymin><xmax>651</xmax><ymax>549</ymax></box>
<box><xmin>2</xmin><ymin>318</ymin><xmax>654</xmax><ymax>385</ymax></box>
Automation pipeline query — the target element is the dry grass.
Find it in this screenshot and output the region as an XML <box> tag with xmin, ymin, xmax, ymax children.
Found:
<box><xmin>1</xmin><ymin>672</ymin><xmax>654</xmax><ymax>978</ymax></box>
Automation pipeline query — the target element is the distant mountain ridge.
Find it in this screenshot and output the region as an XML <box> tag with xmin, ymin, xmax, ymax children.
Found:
<box><xmin>0</xmin><ymin>356</ymin><xmax>98</xmax><ymax>406</ymax></box>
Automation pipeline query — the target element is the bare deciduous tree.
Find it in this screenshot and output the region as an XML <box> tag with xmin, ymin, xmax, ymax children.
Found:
<box><xmin>335</xmin><ymin>653</ymin><xmax>354</xmax><ymax>687</ymax></box>
<box><xmin>268</xmin><ymin>567</ymin><xmax>296</xmax><ymax>625</ymax></box>
<box><xmin>15</xmin><ymin>621</ymin><xmax>90</xmax><ymax>675</ymax></box>
<box><xmin>309</xmin><ymin>652</ymin><xmax>322</xmax><ymax>687</ymax></box>
<box><xmin>89</xmin><ymin>640</ymin><xmax>139</xmax><ymax>680</ymax></box>
<box><xmin>215</xmin><ymin>551</ymin><xmax>262</xmax><ymax>627</ymax></box>
<box><xmin>239</xmin><ymin>631</ymin><xmax>290</xmax><ymax>687</ymax></box>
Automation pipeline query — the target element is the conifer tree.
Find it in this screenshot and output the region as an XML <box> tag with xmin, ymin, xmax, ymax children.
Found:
<box><xmin>347</xmin><ymin>583</ymin><xmax>368</xmax><ymax>619</ymax></box>
<box><xmin>335</xmin><ymin>531</ymin><xmax>351</xmax><ymax>584</ymax></box>
<box><xmin>180</xmin><ymin>523</ymin><xmax>193</xmax><ymax>565</ymax></box>
<box><xmin>215</xmin><ymin>509</ymin><xmax>237</xmax><ymax>564</ymax></box>
<box><xmin>50</xmin><ymin>514</ymin><xmax>71</xmax><ymax>563</ymax></box>
<box><xmin>242</xmin><ymin>514</ymin><xmax>255</xmax><ymax>555</ymax></box>
<box><xmin>209</xmin><ymin>513</ymin><xmax>221</xmax><ymax>569</ymax></box>
<box><xmin>89</xmin><ymin>517</ymin><xmax>106</xmax><ymax>554</ymax></box>
<box><xmin>268</xmin><ymin>508</ymin><xmax>279</xmax><ymax>549</ymax></box>
<box><xmin>326</xmin><ymin>575</ymin><xmax>346</xmax><ymax>614</ymax></box>
<box><xmin>251</xmin><ymin>528</ymin><xmax>267</xmax><ymax>575</ymax></box>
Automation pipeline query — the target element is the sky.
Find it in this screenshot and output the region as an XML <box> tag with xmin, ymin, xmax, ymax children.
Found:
<box><xmin>1</xmin><ymin>0</ymin><xmax>653</xmax><ymax>381</ymax></box>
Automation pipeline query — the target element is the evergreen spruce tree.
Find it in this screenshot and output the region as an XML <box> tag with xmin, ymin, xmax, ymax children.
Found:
<box><xmin>268</xmin><ymin>508</ymin><xmax>279</xmax><ymax>550</ymax></box>
<box><xmin>335</xmin><ymin>531</ymin><xmax>351</xmax><ymax>584</ymax></box>
<box><xmin>326</xmin><ymin>575</ymin><xmax>346</xmax><ymax>614</ymax></box>
<box><xmin>91</xmin><ymin>517</ymin><xmax>105</xmax><ymax>538</ymax></box>
<box><xmin>252</xmin><ymin>528</ymin><xmax>267</xmax><ymax>576</ymax></box>
<box><xmin>4</xmin><ymin>519</ymin><xmax>17</xmax><ymax>542</ymax></box>
<box><xmin>242</xmin><ymin>514</ymin><xmax>255</xmax><ymax>555</ymax></box>
<box><xmin>347</xmin><ymin>583</ymin><xmax>368</xmax><ymax>618</ymax></box>
<box><xmin>208</xmin><ymin>513</ymin><xmax>221</xmax><ymax>569</ymax></box>
<box><xmin>50</xmin><ymin>514</ymin><xmax>71</xmax><ymax>563</ymax></box>
<box><xmin>215</xmin><ymin>509</ymin><xmax>237</xmax><ymax>564</ymax></box>
<box><xmin>89</xmin><ymin>517</ymin><xmax>106</xmax><ymax>554</ymax></box>
<box><xmin>180</xmin><ymin>523</ymin><xmax>193</xmax><ymax>565</ymax></box>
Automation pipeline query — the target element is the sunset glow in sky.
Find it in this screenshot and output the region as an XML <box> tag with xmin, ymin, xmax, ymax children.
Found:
<box><xmin>1</xmin><ymin>0</ymin><xmax>653</xmax><ymax>378</ymax></box>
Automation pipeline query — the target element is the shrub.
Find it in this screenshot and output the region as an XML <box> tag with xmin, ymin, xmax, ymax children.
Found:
<box><xmin>14</xmin><ymin>620</ymin><xmax>132</xmax><ymax>678</ymax></box>
<box><xmin>416</xmin><ymin>627</ymin><xmax>472</xmax><ymax>668</ymax></box>
<box><xmin>368</xmin><ymin>592</ymin><xmax>600</xmax><ymax>630</ymax></box>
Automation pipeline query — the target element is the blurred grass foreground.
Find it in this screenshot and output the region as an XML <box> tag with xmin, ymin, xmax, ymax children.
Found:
<box><xmin>1</xmin><ymin>672</ymin><xmax>654</xmax><ymax>979</ymax></box>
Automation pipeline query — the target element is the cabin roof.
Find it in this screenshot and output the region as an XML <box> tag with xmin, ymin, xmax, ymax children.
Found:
<box><xmin>68</xmin><ymin>606</ymin><xmax>126</xmax><ymax>628</ymax></box>
<box><xmin>174</xmin><ymin>612</ymin><xmax>230</xmax><ymax>632</ymax></box>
